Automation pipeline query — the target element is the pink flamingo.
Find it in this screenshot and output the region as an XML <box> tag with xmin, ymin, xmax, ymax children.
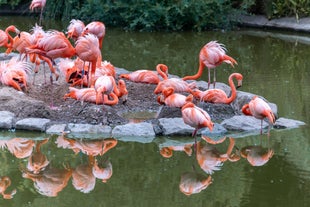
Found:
<box><xmin>242</xmin><ymin>96</ymin><xmax>276</xmax><ymax>135</ymax></box>
<box><xmin>81</xmin><ymin>21</ymin><xmax>105</xmax><ymax>49</ymax></box>
<box><xmin>157</xmin><ymin>86</ymin><xmax>193</xmax><ymax>108</ymax></box>
<box><xmin>29</xmin><ymin>0</ymin><xmax>46</xmax><ymax>25</ymax></box>
<box><xmin>183</xmin><ymin>41</ymin><xmax>237</xmax><ymax>89</ymax></box>
<box><xmin>181</xmin><ymin>102</ymin><xmax>214</xmax><ymax>146</ymax></box>
<box><xmin>191</xmin><ymin>72</ymin><xmax>243</xmax><ymax>104</ymax></box>
<box><xmin>0</xmin><ymin>25</ymin><xmax>20</xmax><ymax>52</ymax></box>
<box><xmin>75</xmin><ymin>33</ymin><xmax>101</xmax><ymax>87</ymax></box>
<box><xmin>66</xmin><ymin>19</ymin><xmax>85</xmax><ymax>41</ymax></box>
<box><xmin>120</xmin><ymin>63</ymin><xmax>168</xmax><ymax>84</ymax></box>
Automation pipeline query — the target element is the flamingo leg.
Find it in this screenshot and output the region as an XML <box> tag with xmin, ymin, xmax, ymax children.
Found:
<box><xmin>260</xmin><ymin>119</ymin><xmax>263</xmax><ymax>135</ymax></box>
<box><xmin>213</xmin><ymin>68</ymin><xmax>216</xmax><ymax>88</ymax></box>
<box><xmin>81</xmin><ymin>61</ymin><xmax>86</xmax><ymax>88</ymax></box>
<box><xmin>207</xmin><ymin>68</ymin><xmax>211</xmax><ymax>89</ymax></box>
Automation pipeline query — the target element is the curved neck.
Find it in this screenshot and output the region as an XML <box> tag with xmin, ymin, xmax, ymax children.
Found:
<box><xmin>156</xmin><ymin>64</ymin><xmax>168</xmax><ymax>80</ymax></box>
<box><xmin>5</xmin><ymin>26</ymin><xmax>17</xmax><ymax>48</ymax></box>
<box><xmin>183</xmin><ymin>61</ymin><xmax>205</xmax><ymax>81</ymax></box>
<box><xmin>226</xmin><ymin>75</ymin><xmax>237</xmax><ymax>103</ymax></box>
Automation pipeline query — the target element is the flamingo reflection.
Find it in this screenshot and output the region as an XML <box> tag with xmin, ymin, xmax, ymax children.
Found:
<box><xmin>160</xmin><ymin>144</ymin><xmax>193</xmax><ymax>158</ymax></box>
<box><xmin>27</xmin><ymin>138</ymin><xmax>50</xmax><ymax>174</ymax></box>
<box><xmin>0</xmin><ymin>138</ymin><xmax>35</xmax><ymax>159</ymax></box>
<box><xmin>0</xmin><ymin>176</ymin><xmax>16</xmax><ymax>199</ymax></box>
<box><xmin>22</xmin><ymin>166</ymin><xmax>72</xmax><ymax>197</ymax></box>
<box><xmin>240</xmin><ymin>145</ymin><xmax>274</xmax><ymax>166</ymax></box>
<box><xmin>55</xmin><ymin>132</ymin><xmax>117</xmax><ymax>156</ymax></box>
<box><xmin>179</xmin><ymin>171</ymin><xmax>212</xmax><ymax>196</ymax></box>
<box><xmin>196</xmin><ymin>137</ymin><xmax>238</xmax><ymax>174</ymax></box>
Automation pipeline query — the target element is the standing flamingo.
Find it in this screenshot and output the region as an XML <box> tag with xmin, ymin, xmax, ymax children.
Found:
<box><xmin>25</xmin><ymin>30</ymin><xmax>76</xmax><ymax>83</ymax></box>
<box><xmin>0</xmin><ymin>25</ymin><xmax>20</xmax><ymax>52</ymax></box>
<box><xmin>191</xmin><ymin>73</ymin><xmax>243</xmax><ymax>104</ymax></box>
<box><xmin>29</xmin><ymin>0</ymin><xmax>46</xmax><ymax>25</ymax></box>
<box><xmin>75</xmin><ymin>33</ymin><xmax>101</xmax><ymax>87</ymax></box>
<box><xmin>242</xmin><ymin>96</ymin><xmax>276</xmax><ymax>135</ymax></box>
<box><xmin>66</xmin><ymin>19</ymin><xmax>85</xmax><ymax>41</ymax></box>
<box><xmin>181</xmin><ymin>102</ymin><xmax>214</xmax><ymax>145</ymax></box>
<box><xmin>81</xmin><ymin>21</ymin><xmax>105</xmax><ymax>49</ymax></box>
<box><xmin>183</xmin><ymin>41</ymin><xmax>237</xmax><ymax>89</ymax></box>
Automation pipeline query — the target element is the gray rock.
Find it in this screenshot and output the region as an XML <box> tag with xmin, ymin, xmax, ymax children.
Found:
<box><xmin>112</xmin><ymin>122</ymin><xmax>155</xmax><ymax>143</ymax></box>
<box><xmin>221</xmin><ymin>115</ymin><xmax>269</xmax><ymax>132</ymax></box>
<box><xmin>0</xmin><ymin>111</ymin><xmax>16</xmax><ymax>129</ymax></box>
<box><xmin>274</xmin><ymin>117</ymin><xmax>306</xmax><ymax>129</ymax></box>
<box><xmin>16</xmin><ymin>118</ymin><xmax>51</xmax><ymax>131</ymax></box>
<box><xmin>46</xmin><ymin>124</ymin><xmax>67</xmax><ymax>135</ymax></box>
<box><xmin>158</xmin><ymin>118</ymin><xmax>195</xmax><ymax>136</ymax></box>
<box><xmin>67</xmin><ymin>123</ymin><xmax>112</xmax><ymax>139</ymax></box>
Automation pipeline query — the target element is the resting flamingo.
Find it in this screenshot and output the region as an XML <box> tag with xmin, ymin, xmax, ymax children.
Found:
<box><xmin>26</xmin><ymin>30</ymin><xmax>76</xmax><ymax>83</ymax></box>
<box><xmin>181</xmin><ymin>102</ymin><xmax>214</xmax><ymax>145</ymax></box>
<box><xmin>0</xmin><ymin>25</ymin><xmax>20</xmax><ymax>52</ymax></box>
<box><xmin>191</xmin><ymin>72</ymin><xmax>243</xmax><ymax>104</ymax></box>
<box><xmin>242</xmin><ymin>96</ymin><xmax>276</xmax><ymax>135</ymax></box>
<box><xmin>120</xmin><ymin>63</ymin><xmax>168</xmax><ymax>84</ymax></box>
<box><xmin>29</xmin><ymin>0</ymin><xmax>46</xmax><ymax>25</ymax></box>
<box><xmin>183</xmin><ymin>41</ymin><xmax>237</xmax><ymax>89</ymax></box>
<box><xmin>157</xmin><ymin>86</ymin><xmax>193</xmax><ymax>108</ymax></box>
<box><xmin>154</xmin><ymin>77</ymin><xmax>196</xmax><ymax>94</ymax></box>
<box><xmin>81</xmin><ymin>21</ymin><xmax>105</xmax><ymax>49</ymax></box>
<box><xmin>75</xmin><ymin>33</ymin><xmax>101</xmax><ymax>87</ymax></box>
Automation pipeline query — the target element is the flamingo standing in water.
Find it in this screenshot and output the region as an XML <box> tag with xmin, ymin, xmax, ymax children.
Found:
<box><xmin>0</xmin><ymin>25</ymin><xmax>20</xmax><ymax>52</ymax></box>
<box><xmin>242</xmin><ymin>96</ymin><xmax>276</xmax><ymax>135</ymax></box>
<box><xmin>183</xmin><ymin>41</ymin><xmax>237</xmax><ymax>89</ymax></box>
<box><xmin>75</xmin><ymin>33</ymin><xmax>101</xmax><ymax>87</ymax></box>
<box><xmin>29</xmin><ymin>0</ymin><xmax>46</xmax><ymax>25</ymax></box>
<box><xmin>181</xmin><ymin>102</ymin><xmax>214</xmax><ymax>145</ymax></box>
<box><xmin>191</xmin><ymin>72</ymin><xmax>243</xmax><ymax>104</ymax></box>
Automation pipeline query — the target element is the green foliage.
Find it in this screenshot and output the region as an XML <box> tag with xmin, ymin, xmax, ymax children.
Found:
<box><xmin>0</xmin><ymin>0</ymin><xmax>22</xmax><ymax>8</ymax></box>
<box><xmin>272</xmin><ymin>0</ymin><xmax>310</xmax><ymax>20</ymax></box>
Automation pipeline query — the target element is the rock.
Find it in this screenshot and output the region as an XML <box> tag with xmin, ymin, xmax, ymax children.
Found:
<box><xmin>46</xmin><ymin>124</ymin><xmax>67</xmax><ymax>135</ymax></box>
<box><xmin>220</xmin><ymin>115</ymin><xmax>269</xmax><ymax>132</ymax></box>
<box><xmin>158</xmin><ymin>118</ymin><xmax>195</xmax><ymax>136</ymax></box>
<box><xmin>112</xmin><ymin>122</ymin><xmax>155</xmax><ymax>143</ymax></box>
<box><xmin>0</xmin><ymin>111</ymin><xmax>15</xmax><ymax>129</ymax></box>
<box><xmin>15</xmin><ymin>118</ymin><xmax>51</xmax><ymax>131</ymax></box>
<box><xmin>66</xmin><ymin>123</ymin><xmax>112</xmax><ymax>139</ymax></box>
<box><xmin>274</xmin><ymin>117</ymin><xmax>306</xmax><ymax>129</ymax></box>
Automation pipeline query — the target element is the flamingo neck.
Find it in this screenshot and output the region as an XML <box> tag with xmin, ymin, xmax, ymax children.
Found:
<box><xmin>156</xmin><ymin>64</ymin><xmax>168</xmax><ymax>80</ymax></box>
<box><xmin>226</xmin><ymin>75</ymin><xmax>237</xmax><ymax>103</ymax></box>
<box><xmin>183</xmin><ymin>61</ymin><xmax>205</xmax><ymax>81</ymax></box>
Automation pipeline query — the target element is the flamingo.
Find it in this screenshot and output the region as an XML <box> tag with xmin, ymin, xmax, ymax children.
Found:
<box><xmin>94</xmin><ymin>75</ymin><xmax>119</xmax><ymax>106</ymax></box>
<box><xmin>0</xmin><ymin>176</ymin><xmax>16</xmax><ymax>199</ymax></box>
<box><xmin>81</xmin><ymin>21</ymin><xmax>105</xmax><ymax>49</ymax></box>
<box><xmin>242</xmin><ymin>96</ymin><xmax>276</xmax><ymax>135</ymax></box>
<box><xmin>191</xmin><ymin>72</ymin><xmax>243</xmax><ymax>104</ymax></box>
<box><xmin>157</xmin><ymin>86</ymin><xmax>193</xmax><ymax>108</ymax></box>
<box><xmin>181</xmin><ymin>102</ymin><xmax>214</xmax><ymax>146</ymax></box>
<box><xmin>0</xmin><ymin>138</ymin><xmax>35</xmax><ymax>159</ymax></box>
<box><xmin>75</xmin><ymin>33</ymin><xmax>101</xmax><ymax>87</ymax></box>
<box><xmin>0</xmin><ymin>25</ymin><xmax>20</xmax><ymax>52</ymax></box>
<box><xmin>0</xmin><ymin>57</ymin><xmax>32</xmax><ymax>91</ymax></box>
<box><xmin>183</xmin><ymin>41</ymin><xmax>237</xmax><ymax>89</ymax></box>
<box><xmin>25</xmin><ymin>30</ymin><xmax>76</xmax><ymax>83</ymax></box>
<box><xmin>66</xmin><ymin>19</ymin><xmax>85</xmax><ymax>41</ymax></box>
<box><xmin>119</xmin><ymin>63</ymin><xmax>168</xmax><ymax>84</ymax></box>
<box><xmin>29</xmin><ymin>0</ymin><xmax>46</xmax><ymax>25</ymax></box>
<box><xmin>154</xmin><ymin>77</ymin><xmax>196</xmax><ymax>94</ymax></box>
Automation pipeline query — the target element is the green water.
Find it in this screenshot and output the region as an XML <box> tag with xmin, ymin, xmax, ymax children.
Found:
<box><xmin>0</xmin><ymin>15</ymin><xmax>309</xmax><ymax>207</ymax></box>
